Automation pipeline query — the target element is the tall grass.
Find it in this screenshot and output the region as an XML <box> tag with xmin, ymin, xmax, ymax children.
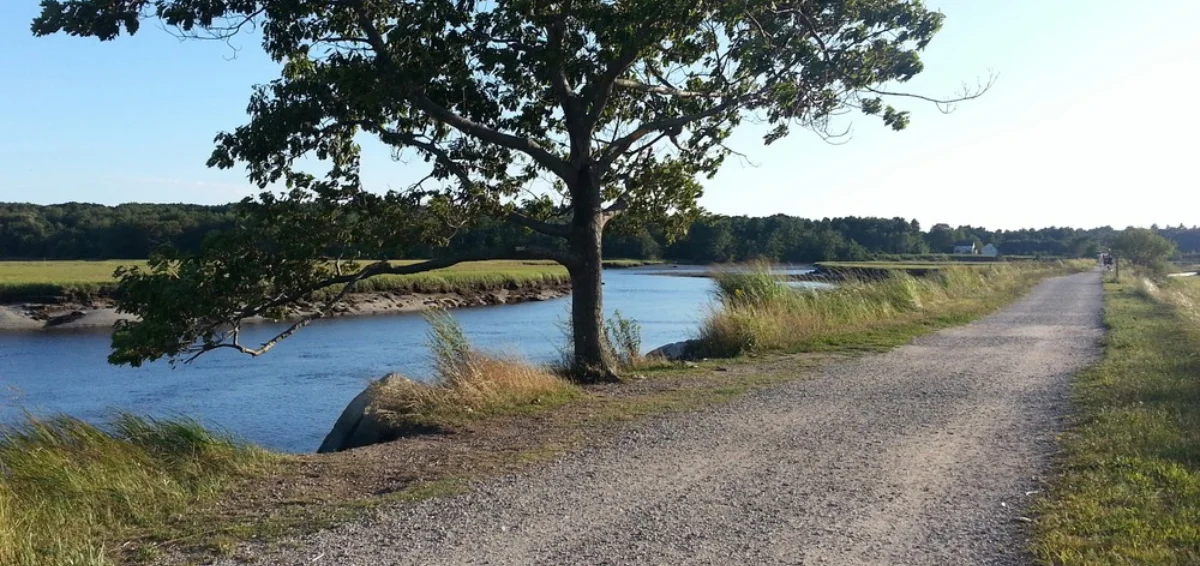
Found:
<box><xmin>604</xmin><ymin>310</ymin><xmax>643</xmax><ymax>370</ymax></box>
<box><xmin>0</xmin><ymin>414</ymin><xmax>271</xmax><ymax>566</ymax></box>
<box><xmin>368</xmin><ymin>310</ymin><xmax>581</xmax><ymax>433</ymax></box>
<box><xmin>699</xmin><ymin>262</ymin><xmax>1083</xmax><ymax>357</ymax></box>
<box><xmin>554</xmin><ymin>309</ymin><xmax>647</xmax><ymax>377</ymax></box>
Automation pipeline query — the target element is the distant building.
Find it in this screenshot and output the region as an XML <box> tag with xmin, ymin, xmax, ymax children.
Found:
<box><xmin>981</xmin><ymin>244</ymin><xmax>1000</xmax><ymax>257</ymax></box>
<box><xmin>953</xmin><ymin>242</ymin><xmax>978</xmax><ymax>255</ymax></box>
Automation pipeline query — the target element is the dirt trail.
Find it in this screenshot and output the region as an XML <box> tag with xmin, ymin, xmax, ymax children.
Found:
<box><xmin>217</xmin><ymin>271</ymin><xmax>1102</xmax><ymax>566</ymax></box>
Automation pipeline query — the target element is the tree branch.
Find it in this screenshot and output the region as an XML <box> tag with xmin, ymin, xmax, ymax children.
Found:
<box><xmin>348</xmin><ymin>0</ymin><xmax>575</xmax><ymax>181</ymax></box>
<box><xmin>612</xmin><ymin>78</ymin><xmax>728</xmax><ymax>99</ymax></box>
<box><xmin>582</xmin><ymin>24</ymin><xmax>653</xmax><ymax>133</ymax></box>
<box><xmin>181</xmin><ymin>246</ymin><xmax>576</xmax><ymax>362</ymax></box>
<box><xmin>350</xmin><ymin>120</ymin><xmax>572</xmax><ymax>238</ymax></box>
<box><xmin>545</xmin><ymin>11</ymin><xmax>589</xmax><ymax>165</ymax></box>
<box><xmin>599</xmin><ymin>93</ymin><xmax>757</xmax><ymax>167</ymax></box>
<box><xmin>600</xmin><ymin>197</ymin><xmax>629</xmax><ymax>225</ymax></box>
<box><xmin>508</xmin><ymin>211</ymin><xmax>571</xmax><ymax>238</ymax></box>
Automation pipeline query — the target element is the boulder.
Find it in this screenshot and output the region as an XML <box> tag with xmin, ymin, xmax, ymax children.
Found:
<box><xmin>646</xmin><ymin>339</ymin><xmax>699</xmax><ymax>361</ymax></box>
<box><xmin>318</xmin><ymin>374</ymin><xmax>402</xmax><ymax>453</ymax></box>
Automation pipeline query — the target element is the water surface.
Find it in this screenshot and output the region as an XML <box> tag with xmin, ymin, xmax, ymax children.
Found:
<box><xmin>0</xmin><ymin>265</ymin><xmax>816</xmax><ymax>452</ymax></box>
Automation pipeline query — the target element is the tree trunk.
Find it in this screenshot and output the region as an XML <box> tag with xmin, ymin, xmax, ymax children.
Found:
<box><xmin>566</xmin><ymin>177</ymin><xmax>619</xmax><ymax>383</ymax></box>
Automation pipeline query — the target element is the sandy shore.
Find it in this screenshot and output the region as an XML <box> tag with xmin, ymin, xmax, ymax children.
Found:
<box><xmin>0</xmin><ymin>284</ymin><xmax>571</xmax><ymax>332</ymax></box>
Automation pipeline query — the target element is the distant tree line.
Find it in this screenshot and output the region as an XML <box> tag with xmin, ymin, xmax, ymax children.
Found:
<box><xmin>0</xmin><ymin>203</ymin><xmax>237</xmax><ymax>259</ymax></box>
<box><xmin>1</xmin><ymin>202</ymin><xmax>1196</xmax><ymax>263</ymax></box>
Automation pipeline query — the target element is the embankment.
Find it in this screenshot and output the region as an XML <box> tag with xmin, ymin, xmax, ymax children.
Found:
<box><xmin>0</xmin><ymin>259</ymin><xmax>579</xmax><ymax>331</ymax></box>
<box><xmin>0</xmin><ymin>283</ymin><xmax>570</xmax><ymax>331</ymax></box>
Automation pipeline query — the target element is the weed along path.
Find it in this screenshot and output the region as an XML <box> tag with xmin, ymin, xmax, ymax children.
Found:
<box><xmin>215</xmin><ymin>272</ymin><xmax>1103</xmax><ymax>566</ymax></box>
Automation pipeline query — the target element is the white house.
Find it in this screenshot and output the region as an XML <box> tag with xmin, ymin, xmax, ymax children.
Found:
<box><xmin>981</xmin><ymin>244</ymin><xmax>1000</xmax><ymax>257</ymax></box>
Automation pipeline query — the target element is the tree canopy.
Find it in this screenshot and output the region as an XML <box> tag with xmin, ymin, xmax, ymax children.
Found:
<box><xmin>33</xmin><ymin>0</ymin><xmax>983</xmax><ymax>379</ymax></box>
<box><xmin>1111</xmin><ymin>227</ymin><xmax>1177</xmax><ymax>274</ymax></box>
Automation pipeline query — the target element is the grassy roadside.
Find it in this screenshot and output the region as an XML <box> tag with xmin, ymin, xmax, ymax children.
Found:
<box><xmin>698</xmin><ymin>262</ymin><xmax>1089</xmax><ymax>357</ymax></box>
<box><xmin>1034</xmin><ymin>276</ymin><xmax>1200</xmax><ymax>565</ymax></box>
<box><xmin>4</xmin><ymin>262</ymin><xmax>1083</xmax><ymax>565</ymax></box>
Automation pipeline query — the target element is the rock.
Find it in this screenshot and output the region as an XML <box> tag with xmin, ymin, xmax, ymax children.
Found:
<box><xmin>318</xmin><ymin>374</ymin><xmax>404</xmax><ymax>453</ymax></box>
<box><xmin>646</xmin><ymin>339</ymin><xmax>699</xmax><ymax>361</ymax></box>
<box><xmin>45</xmin><ymin>310</ymin><xmax>88</xmax><ymax>327</ymax></box>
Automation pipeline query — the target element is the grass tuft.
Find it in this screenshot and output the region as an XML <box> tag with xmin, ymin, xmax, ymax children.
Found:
<box><xmin>368</xmin><ymin>310</ymin><xmax>582</xmax><ymax>433</ymax></box>
<box><xmin>0</xmin><ymin>414</ymin><xmax>272</xmax><ymax>566</ymax></box>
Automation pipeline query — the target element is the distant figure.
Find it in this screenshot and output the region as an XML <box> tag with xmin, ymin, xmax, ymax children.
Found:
<box><xmin>1102</xmin><ymin>253</ymin><xmax>1115</xmax><ymax>271</ymax></box>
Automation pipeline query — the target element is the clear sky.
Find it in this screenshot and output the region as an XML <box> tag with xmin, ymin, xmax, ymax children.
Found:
<box><xmin>1</xmin><ymin>1</ymin><xmax>1197</xmax><ymax>230</ymax></box>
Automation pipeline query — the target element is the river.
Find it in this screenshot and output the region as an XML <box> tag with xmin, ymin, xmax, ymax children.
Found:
<box><xmin>0</xmin><ymin>265</ymin><xmax>817</xmax><ymax>452</ymax></box>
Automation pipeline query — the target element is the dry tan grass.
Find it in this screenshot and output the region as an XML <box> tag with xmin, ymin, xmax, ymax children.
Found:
<box><xmin>372</xmin><ymin>353</ymin><xmax>580</xmax><ymax>429</ymax></box>
<box><xmin>368</xmin><ymin>310</ymin><xmax>581</xmax><ymax>432</ymax></box>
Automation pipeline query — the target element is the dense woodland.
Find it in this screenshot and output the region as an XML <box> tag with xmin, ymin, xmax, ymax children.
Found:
<box><xmin>1</xmin><ymin>202</ymin><xmax>1195</xmax><ymax>263</ymax></box>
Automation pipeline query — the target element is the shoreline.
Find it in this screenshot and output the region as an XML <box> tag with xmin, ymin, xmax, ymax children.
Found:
<box><xmin>0</xmin><ymin>283</ymin><xmax>572</xmax><ymax>332</ymax></box>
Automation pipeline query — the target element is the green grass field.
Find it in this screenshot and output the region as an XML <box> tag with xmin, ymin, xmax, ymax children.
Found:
<box><xmin>1034</xmin><ymin>276</ymin><xmax>1200</xmax><ymax>565</ymax></box>
<box><xmin>0</xmin><ymin>260</ymin><xmax>578</xmax><ymax>303</ymax></box>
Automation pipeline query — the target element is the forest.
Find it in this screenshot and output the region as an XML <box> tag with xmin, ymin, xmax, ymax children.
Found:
<box><xmin>2</xmin><ymin>202</ymin><xmax>1196</xmax><ymax>263</ymax></box>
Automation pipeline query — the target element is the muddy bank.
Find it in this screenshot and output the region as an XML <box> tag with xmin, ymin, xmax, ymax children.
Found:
<box><xmin>0</xmin><ymin>284</ymin><xmax>571</xmax><ymax>332</ymax></box>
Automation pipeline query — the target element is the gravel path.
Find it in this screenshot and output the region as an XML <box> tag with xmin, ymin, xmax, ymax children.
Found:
<box><xmin>221</xmin><ymin>271</ymin><xmax>1102</xmax><ymax>566</ymax></box>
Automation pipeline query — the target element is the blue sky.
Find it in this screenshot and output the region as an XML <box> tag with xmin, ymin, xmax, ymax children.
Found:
<box><xmin>1</xmin><ymin>1</ymin><xmax>1197</xmax><ymax>230</ymax></box>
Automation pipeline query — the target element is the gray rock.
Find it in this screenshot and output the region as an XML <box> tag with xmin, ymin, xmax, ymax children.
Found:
<box><xmin>317</xmin><ymin>374</ymin><xmax>402</xmax><ymax>453</ymax></box>
<box><xmin>646</xmin><ymin>339</ymin><xmax>699</xmax><ymax>361</ymax></box>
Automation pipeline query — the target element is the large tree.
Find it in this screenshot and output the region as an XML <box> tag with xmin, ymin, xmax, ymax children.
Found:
<box><xmin>34</xmin><ymin>0</ymin><xmax>980</xmax><ymax>380</ymax></box>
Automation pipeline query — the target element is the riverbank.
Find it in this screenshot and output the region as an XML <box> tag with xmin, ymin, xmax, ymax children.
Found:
<box><xmin>0</xmin><ymin>284</ymin><xmax>571</xmax><ymax>331</ymax></box>
<box><xmin>0</xmin><ymin>259</ymin><xmax>579</xmax><ymax>331</ymax></box>
<box><xmin>0</xmin><ymin>264</ymin><xmax>1087</xmax><ymax>566</ymax></box>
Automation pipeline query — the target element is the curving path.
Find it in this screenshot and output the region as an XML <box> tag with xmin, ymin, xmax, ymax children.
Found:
<box><xmin>219</xmin><ymin>271</ymin><xmax>1102</xmax><ymax>566</ymax></box>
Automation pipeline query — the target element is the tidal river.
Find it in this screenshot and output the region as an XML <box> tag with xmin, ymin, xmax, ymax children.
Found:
<box><xmin>0</xmin><ymin>265</ymin><xmax>816</xmax><ymax>452</ymax></box>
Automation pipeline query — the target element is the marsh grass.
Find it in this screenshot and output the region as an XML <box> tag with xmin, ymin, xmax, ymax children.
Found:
<box><xmin>0</xmin><ymin>414</ymin><xmax>272</xmax><ymax>566</ymax></box>
<box><xmin>0</xmin><ymin>260</ymin><xmax>569</xmax><ymax>302</ymax></box>
<box><xmin>1034</xmin><ymin>275</ymin><xmax>1200</xmax><ymax>565</ymax></box>
<box><xmin>368</xmin><ymin>310</ymin><xmax>581</xmax><ymax>432</ymax></box>
<box><xmin>698</xmin><ymin>262</ymin><xmax>1084</xmax><ymax>357</ymax></box>
<box><xmin>553</xmin><ymin>308</ymin><xmax>648</xmax><ymax>378</ymax></box>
